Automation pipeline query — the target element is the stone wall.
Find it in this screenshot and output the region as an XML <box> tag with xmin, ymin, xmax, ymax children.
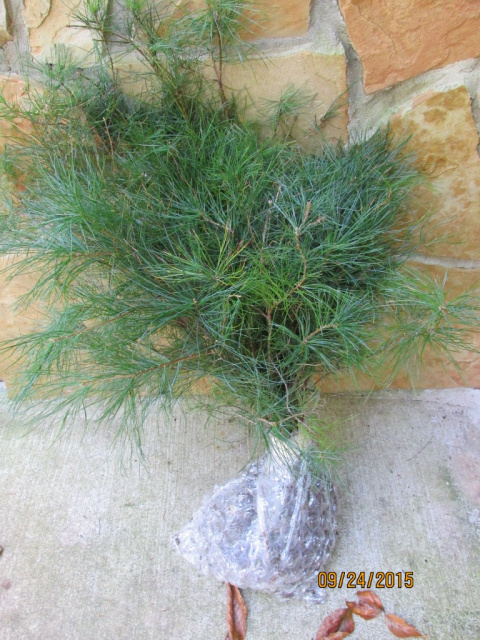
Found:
<box><xmin>0</xmin><ymin>0</ymin><xmax>480</xmax><ymax>389</ymax></box>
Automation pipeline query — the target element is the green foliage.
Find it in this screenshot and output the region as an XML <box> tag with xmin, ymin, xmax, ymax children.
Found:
<box><xmin>0</xmin><ymin>0</ymin><xmax>478</xmax><ymax>469</ymax></box>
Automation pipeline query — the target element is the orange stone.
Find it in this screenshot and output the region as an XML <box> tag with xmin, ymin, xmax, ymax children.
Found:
<box><xmin>338</xmin><ymin>0</ymin><xmax>480</xmax><ymax>93</ymax></box>
<box><xmin>390</xmin><ymin>87</ymin><xmax>480</xmax><ymax>260</ymax></box>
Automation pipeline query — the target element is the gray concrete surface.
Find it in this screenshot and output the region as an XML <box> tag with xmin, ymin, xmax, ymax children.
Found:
<box><xmin>0</xmin><ymin>389</ymin><xmax>479</xmax><ymax>639</ymax></box>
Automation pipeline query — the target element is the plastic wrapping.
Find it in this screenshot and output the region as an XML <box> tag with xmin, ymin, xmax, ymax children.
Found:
<box><xmin>173</xmin><ymin>448</ymin><xmax>337</xmax><ymax>602</ymax></box>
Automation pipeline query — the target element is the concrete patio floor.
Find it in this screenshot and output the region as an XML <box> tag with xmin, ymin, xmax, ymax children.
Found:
<box><xmin>0</xmin><ymin>388</ymin><xmax>479</xmax><ymax>639</ymax></box>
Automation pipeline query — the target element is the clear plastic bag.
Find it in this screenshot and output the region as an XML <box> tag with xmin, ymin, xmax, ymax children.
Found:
<box><xmin>173</xmin><ymin>447</ymin><xmax>337</xmax><ymax>602</ymax></box>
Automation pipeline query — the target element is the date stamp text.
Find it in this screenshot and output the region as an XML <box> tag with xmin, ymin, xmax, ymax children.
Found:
<box><xmin>318</xmin><ymin>571</ymin><xmax>414</xmax><ymax>589</ymax></box>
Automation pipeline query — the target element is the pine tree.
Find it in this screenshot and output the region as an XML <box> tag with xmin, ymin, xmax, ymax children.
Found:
<box><xmin>0</xmin><ymin>0</ymin><xmax>478</xmax><ymax>471</ymax></box>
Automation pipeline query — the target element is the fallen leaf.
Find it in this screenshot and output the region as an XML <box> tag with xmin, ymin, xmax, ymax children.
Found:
<box><xmin>346</xmin><ymin>599</ymin><xmax>382</xmax><ymax>620</ymax></box>
<box><xmin>337</xmin><ymin>612</ymin><xmax>354</xmax><ymax>635</ymax></box>
<box><xmin>385</xmin><ymin>613</ymin><xmax>426</xmax><ymax>638</ymax></box>
<box><xmin>356</xmin><ymin>590</ymin><xmax>384</xmax><ymax>611</ymax></box>
<box><xmin>315</xmin><ymin>608</ymin><xmax>355</xmax><ymax>640</ymax></box>
<box><xmin>345</xmin><ymin>590</ymin><xmax>384</xmax><ymax>620</ymax></box>
<box><xmin>315</xmin><ymin>608</ymin><xmax>348</xmax><ymax>636</ymax></box>
<box><xmin>225</xmin><ymin>583</ymin><xmax>247</xmax><ymax>640</ymax></box>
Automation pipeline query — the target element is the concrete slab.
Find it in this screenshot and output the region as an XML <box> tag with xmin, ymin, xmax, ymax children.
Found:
<box><xmin>0</xmin><ymin>389</ymin><xmax>479</xmax><ymax>639</ymax></box>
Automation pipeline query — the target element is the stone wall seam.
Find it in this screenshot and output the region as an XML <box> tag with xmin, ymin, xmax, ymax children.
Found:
<box><xmin>308</xmin><ymin>0</ymin><xmax>344</xmax><ymax>56</ymax></box>
<box><xmin>1</xmin><ymin>0</ymin><xmax>29</xmax><ymax>74</ymax></box>
<box><xmin>312</xmin><ymin>0</ymin><xmax>364</xmax><ymax>137</ymax></box>
<box><xmin>246</xmin><ymin>36</ymin><xmax>311</xmax><ymax>56</ymax></box>
<box><xmin>410</xmin><ymin>255</ymin><xmax>480</xmax><ymax>271</ymax></box>
<box><xmin>462</xmin><ymin>61</ymin><xmax>480</xmax><ymax>152</ymax></box>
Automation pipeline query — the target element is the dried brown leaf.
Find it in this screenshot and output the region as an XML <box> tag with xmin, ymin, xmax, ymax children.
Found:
<box><xmin>385</xmin><ymin>613</ymin><xmax>426</xmax><ymax>638</ymax></box>
<box><xmin>346</xmin><ymin>599</ymin><xmax>382</xmax><ymax>620</ymax></box>
<box><xmin>315</xmin><ymin>607</ymin><xmax>348</xmax><ymax>638</ymax></box>
<box><xmin>315</xmin><ymin>608</ymin><xmax>355</xmax><ymax>640</ymax></box>
<box><xmin>356</xmin><ymin>590</ymin><xmax>384</xmax><ymax>611</ymax></box>
<box><xmin>345</xmin><ymin>590</ymin><xmax>384</xmax><ymax>620</ymax></box>
<box><xmin>225</xmin><ymin>583</ymin><xmax>247</xmax><ymax>640</ymax></box>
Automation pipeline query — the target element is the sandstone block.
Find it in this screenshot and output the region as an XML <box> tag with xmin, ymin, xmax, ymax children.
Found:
<box><xmin>390</xmin><ymin>87</ymin><xmax>480</xmax><ymax>260</ymax></box>
<box><xmin>0</xmin><ymin>76</ymin><xmax>32</xmax><ymax>152</ymax></box>
<box><xmin>111</xmin><ymin>55</ymin><xmax>158</xmax><ymax>98</ymax></box>
<box><xmin>338</xmin><ymin>0</ymin><xmax>480</xmax><ymax>93</ymax></box>
<box><xmin>241</xmin><ymin>0</ymin><xmax>311</xmax><ymax>39</ymax></box>
<box><xmin>221</xmin><ymin>52</ymin><xmax>348</xmax><ymax>148</ymax></box>
<box><xmin>318</xmin><ymin>261</ymin><xmax>480</xmax><ymax>392</ymax></box>
<box><xmin>24</xmin><ymin>0</ymin><xmax>95</xmax><ymax>63</ymax></box>
<box><xmin>0</xmin><ymin>257</ymin><xmax>40</xmax><ymax>389</ymax></box>
<box><xmin>23</xmin><ymin>0</ymin><xmax>50</xmax><ymax>28</ymax></box>
<box><xmin>0</xmin><ymin>75</ymin><xmax>27</xmax><ymax>108</ymax></box>
<box><xmin>389</xmin><ymin>261</ymin><xmax>480</xmax><ymax>389</ymax></box>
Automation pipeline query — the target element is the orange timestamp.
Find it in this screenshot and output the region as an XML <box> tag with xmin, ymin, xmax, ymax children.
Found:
<box><xmin>318</xmin><ymin>571</ymin><xmax>414</xmax><ymax>589</ymax></box>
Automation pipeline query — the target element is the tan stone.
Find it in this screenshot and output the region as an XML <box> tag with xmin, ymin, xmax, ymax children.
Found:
<box><xmin>242</xmin><ymin>0</ymin><xmax>311</xmax><ymax>39</ymax></box>
<box><xmin>0</xmin><ymin>76</ymin><xmax>27</xmax><ymax>109</ymax></box>
<box><xmin>389</xmin><ymin>261</ymin><xmax>480</xmax><ymax>389</ymax></box>
<box><xmin>389</xmin><ymin>87</ymin><xmax>480</xmax><ymax>260</ymax></box>
<box><xmin>0</xmin><ymin>76</ymin><xmax>33</xmax><ymax>208</ymax></box>
<box><xmin>221</xmin><ymin>53</ymin><xmax>348</xmax><ymax>148</ymax></box>
<box><xmin>22</xmin><ymin>0</ymin><xmax>51</xmax><ymax>28</ymax></box>
<box><xmin>338</xmin><ymin>0</ymin><xmax>480</xmax><ymax>93</ymax></box>
<box><xmin>175</xmin><ymin>0</ymin><xmax>310</xmax><ymax>39</ymax></box>
<box><xmin>0</xmin><ymin>76</ymin><xmax>32</xmax><ymax>152</ymax></box>
<box><xmin>0</xmin><ymin>257</ymin><xmax>40</xmax><ymax>388</ymax></box>
<box><xmin>318</xmin><ymin>261</ymin><xmax>480</xmax><ymax>392</ymax></box>
<box><xmin>111</xmin><ymin>56</ymin><xmax>159</xmax><ymax>98</ymax></box>
<box><xmin>25</xmin><ymin>0</ymin><xmax>95</xmax><ymax>63</ymax></box>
